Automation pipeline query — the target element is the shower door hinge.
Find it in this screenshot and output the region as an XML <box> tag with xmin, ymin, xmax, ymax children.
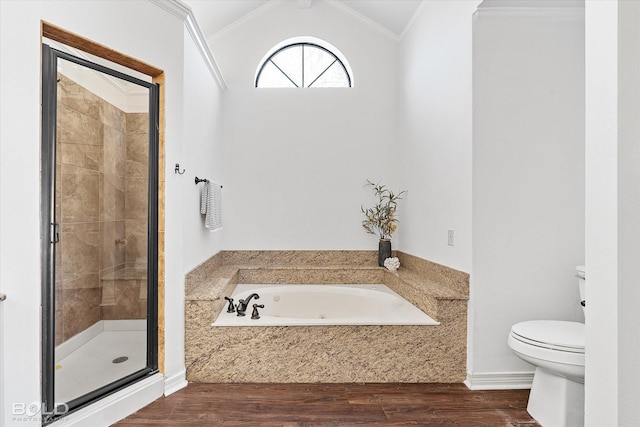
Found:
<box><xmin>51</xmin><ymin>222</ymin><xmax>60</xmax><ymax>244</ymax></box>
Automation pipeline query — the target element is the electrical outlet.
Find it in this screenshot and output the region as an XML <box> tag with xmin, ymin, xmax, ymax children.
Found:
<box><xmin>448</xmin><ymin>230</ymin><xmax>454</xmax><ymax>246</ymax></box>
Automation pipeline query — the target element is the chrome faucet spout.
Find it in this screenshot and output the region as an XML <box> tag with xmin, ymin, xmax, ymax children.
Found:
<box><xmin>236</xmin><ymin>293</ymin><xmax>260</xmax><ymax>316</ymax></box>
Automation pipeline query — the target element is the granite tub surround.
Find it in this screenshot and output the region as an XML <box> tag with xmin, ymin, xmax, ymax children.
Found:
<box><xmin>237</xmin><ymin>267</ymin><xmax>384</xmax><ymax>287</ymax></box>
<box><xmin>185</xmin><ymin>251</ymin><xmax>468</xmax><ymax>383</ymax></box>
<box><xmin>396</xmin><ymin>252</ymin><xmax>469</xmax><ymax>297</ymax></box>
<box><xmin>186</xmin><ymin>313</ymin><xmax>465</xmax><ymax>383</ymax></box>
<box><xmin>218</xmin><ymin>250</ymin><xmax>381</xmax><ymax>266</ymax></box>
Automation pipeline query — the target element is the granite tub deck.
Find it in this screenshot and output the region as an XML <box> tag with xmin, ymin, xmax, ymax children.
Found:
<box><xmin>185</xmin><ymin>251</ymin><xmax>468</xmax><ymax>383</ymax></box>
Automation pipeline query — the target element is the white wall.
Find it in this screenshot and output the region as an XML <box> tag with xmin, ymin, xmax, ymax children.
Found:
<box><xmin>209</xmin><ymin>0</ymin><xmax>398</xmax><ymax>251</ymax></box>
<box><xmin>0</xmin><ymin>0</ymin><xmax>223</xmax><ymax>424</ymax></box>
<box><xmin>585</xmin><ymin>1</ymin><xmax>640</xmax><ymax>425</ymax></box>
<box><xmin>584</xmin><ymin>3</ymin><xmax>618</xmax><ymax>423</ymax></box>
<box><xmin>181</xmin><ymin>31</ymin><xmax>226</xmax><ymax>273</ymax></box>
<box><xmin>616</xmin><ymin>3</ymin><xmax>640</xmax><ymax>423</ymax></box>
<box><xmin>397</xmin><ymin>0</ymin><xmax>480</xmax><ymax>274</ymax></box>
<box><xmin>470</xmin><ymin>1</ymin><xmax>585</xmax><ymax>379</ymax></box>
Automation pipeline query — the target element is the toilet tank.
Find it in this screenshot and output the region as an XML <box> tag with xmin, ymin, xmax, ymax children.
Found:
<box><xmin>576</xmin><ymin>266</ymin><xmax>586</xmax><ymax>317</ymax></box>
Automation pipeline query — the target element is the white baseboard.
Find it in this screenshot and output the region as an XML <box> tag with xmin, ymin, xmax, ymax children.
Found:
<box><xmin>164</xmin><ymin>368</ymin><xmax>188</xmax><ymax>396</ymax></box>
<box><xmin>49</xmin><ymin>373</ymin><xmax>164</xmax><ymax>427</ymax></box>
<box><xmin>464</xmin><ymin>371</ymin><xmax>534</xmax><ymax>390</ymax></box>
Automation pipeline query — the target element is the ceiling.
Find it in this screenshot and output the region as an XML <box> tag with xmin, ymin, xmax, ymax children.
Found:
<box><xmin>182</xmin><ymin>0</ymin><xmax>424</xmax><ymax>39</ymax></box>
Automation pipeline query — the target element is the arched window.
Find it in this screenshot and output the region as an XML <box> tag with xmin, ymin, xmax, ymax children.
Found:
<box><xmin>255</xmin><ymin>37</ymin><xmax>353</xmax><ymax>88</ymax></box>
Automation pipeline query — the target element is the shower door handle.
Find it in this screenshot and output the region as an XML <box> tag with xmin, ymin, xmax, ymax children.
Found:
<box><xmin>51</xmin><ymin>223</ymin><xmax>60</xmax><ymax>244</ymax></box>
<box><xmin>0</xmin><ymin>293</ymin><xmax>6</xmax><ymax>302</ymax></box>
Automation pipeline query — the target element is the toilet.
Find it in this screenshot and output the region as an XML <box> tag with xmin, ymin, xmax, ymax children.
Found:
<box><xmin>508</xmin><ymin>266</ymin><xmax>586</xmax><ymax>427</ymax></box>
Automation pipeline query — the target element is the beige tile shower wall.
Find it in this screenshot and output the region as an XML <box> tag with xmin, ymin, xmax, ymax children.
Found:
<box><xmin>125</xmin><ymin>112</ymin><xmax>149</xmax><ymax>268</ymax></box>
<box><xmin>100</xmin><ymin>101</ymin><xmax>126</xmax><ymax>276</ymax></box>
<box><xmin>101</xmin><ymin>112</ymin><xmax>149</xmax><ymax>320</ymax></box>
<box><xmin>56</xmin><ymin>75</ymin><xmax>149</xmax><ymax>341</ymax></box>
<box><xmin>56</xmin><ymin>74</ymin><xmax>114</xmax><ymax>343</ymax></box>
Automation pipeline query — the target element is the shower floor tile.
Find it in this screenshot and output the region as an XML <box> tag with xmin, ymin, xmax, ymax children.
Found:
<box><xmin>55</xmin><ymin>329</ymin><xmax>146</xmax><ymax>403</ymax></box>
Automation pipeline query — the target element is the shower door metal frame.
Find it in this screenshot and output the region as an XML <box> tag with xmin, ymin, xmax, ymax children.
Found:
<box><xmin>40</xmin><ymin>44</ymin><xmax>159</xmax><ymax>424</ymax></box>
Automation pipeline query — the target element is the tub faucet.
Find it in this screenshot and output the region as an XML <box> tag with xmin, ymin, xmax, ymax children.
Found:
<box><xmin>236</xmin><ymin>293</ymin><xmax>260</xmax><ymax>316</ymax></box>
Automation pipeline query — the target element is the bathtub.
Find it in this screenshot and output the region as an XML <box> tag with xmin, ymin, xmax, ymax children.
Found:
<box><xmin>212</xmin><ymin>284</ymin><xmax>439</xmax><ymax>326</ymax></box>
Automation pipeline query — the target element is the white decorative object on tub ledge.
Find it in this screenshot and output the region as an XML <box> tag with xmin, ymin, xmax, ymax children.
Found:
<box><xmin>384</xmin><ymin>257</ymin><xmax>400</xmax><ymax>271</ymax></box>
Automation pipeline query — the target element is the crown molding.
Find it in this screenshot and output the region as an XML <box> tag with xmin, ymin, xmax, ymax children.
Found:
<box><xmin>475</xmin><ymin>0</ymin><xmax>584</xmax><ymax>21</ymax></box>
<box><xmin>399</xmin><ymin>0</ymin><xmax>428</xmax><ymax>41</ymax></box>
<box><xmin>149</xmin><ymin>0</ymin><xmax>227</xmax><ymax>90</ymax></box>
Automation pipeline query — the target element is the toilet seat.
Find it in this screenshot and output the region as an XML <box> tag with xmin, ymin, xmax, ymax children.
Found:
<box><xmin>509</xmin><ymin>320</ymin><xmax>585</xmax><ymax>369</ymax></box>
<box><xmin>511</xmin><ymin>320</ymin><xmax>585</xmax><ymax>353</ymax></box>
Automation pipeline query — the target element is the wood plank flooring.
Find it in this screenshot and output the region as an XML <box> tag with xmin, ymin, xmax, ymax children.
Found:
<box><xmin>114</xmin><ymin>383</ymin><xmax>540</xmax><ymax>426</ymax></box>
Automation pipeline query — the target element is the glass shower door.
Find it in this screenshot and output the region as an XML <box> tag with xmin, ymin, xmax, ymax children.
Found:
<box><xmin>41</xmin><ymin>44</ymin><xmax>158</xmax><ymax>423</ymax></box>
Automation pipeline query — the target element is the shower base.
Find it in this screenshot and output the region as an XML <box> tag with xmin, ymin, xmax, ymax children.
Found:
<box><xmin>55</xmin><ymin>319</ymin><xmax>147</xmax><ymax>404</ymax></box>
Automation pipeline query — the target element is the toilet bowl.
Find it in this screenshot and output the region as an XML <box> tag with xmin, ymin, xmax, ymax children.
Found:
<box><xmin>508</xmin><ymin>266</ymin><xmax>586</xmax><ymax>427</ymax></box>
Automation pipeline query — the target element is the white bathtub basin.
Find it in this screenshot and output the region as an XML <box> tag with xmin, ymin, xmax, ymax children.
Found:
<box><xmin>212</xmin><ymin>284</ymin><xmax>439</xmax><ymax>326</ymax></box>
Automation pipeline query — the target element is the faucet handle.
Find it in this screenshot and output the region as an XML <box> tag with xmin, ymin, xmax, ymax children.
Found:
<box><xmin>224</xmin><ymin>296</ymin><xmax>235</xmax><ymax>313</ymax></box>
<box><xmin>251</xmin><ymin>304</ymin><xmax>265</xmax><ymax>320</ymax></box>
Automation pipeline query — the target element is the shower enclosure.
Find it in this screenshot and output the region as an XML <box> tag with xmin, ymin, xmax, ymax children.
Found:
<box><xmin>41</xmin><ymin>44</ymin><xmax>159</xmax><ymax>423</ymax></box>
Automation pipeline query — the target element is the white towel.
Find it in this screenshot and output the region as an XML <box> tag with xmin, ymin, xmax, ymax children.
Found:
<box><xmin>200</xmin><ymin>183</ymin><xmax>208</xmax><ymax>215</ymax></box>
<box><xmin>200</xmin><ymin>181</ymin><xmax>222</xmax><ymax>231</ymax></box>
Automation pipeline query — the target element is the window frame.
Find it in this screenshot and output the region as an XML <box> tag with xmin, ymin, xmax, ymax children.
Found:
<box><xmin>255</xmin><ymin>41</ymin><xmax>352</xmax><ymax>88</ymax></box>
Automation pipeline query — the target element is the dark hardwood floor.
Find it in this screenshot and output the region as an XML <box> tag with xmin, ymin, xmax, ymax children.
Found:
<box><xmin>114</xmin><ymin>383</ymin><xmax>540</xmax><ymax>426</ymax></box>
